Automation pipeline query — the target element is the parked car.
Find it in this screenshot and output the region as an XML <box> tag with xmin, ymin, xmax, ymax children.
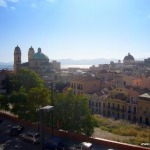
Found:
<box><xmin>9</xmin><ymin>125</ymin><xmax>24</xmax><ymax>136</ymax></box>
<box><xmin>69</xmin><ymin>142</ymin><xmax>94</xmax><ymax>150</ymax></box>
<box><xmin>19</xmin><ymin>131</ymin><xmax>40</xmax><ymax>144</ymax></box>
<box><xmin>0</xmin><ymin>118</ymin><xmax>3</xmax><ymax>123</ymax></box>
<box><xmin>44</xmin><ymin>137</ymin><xmax>66</xmax><ymax>150</ymax></box>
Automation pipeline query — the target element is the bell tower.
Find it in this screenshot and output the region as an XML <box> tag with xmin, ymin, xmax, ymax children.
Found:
<box><xmin>28</xmin><ymin>46</ymin><xmax>35</xmax><ymax>63</ymax></box>
<box><xmin>14</xmin><ymin>45</ymin><xmax>21</xmax><ymax>73</ymax></box>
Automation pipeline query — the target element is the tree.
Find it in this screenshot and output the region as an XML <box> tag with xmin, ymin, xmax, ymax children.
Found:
<box><xmin>9</xmin><ymin>87</ymin><xmax>50</xmax><ymax>121</ymax></box>
<box><xmin>1</xmin><ymin>74</ymin><xmax>13</xmax><ymax>94</ymax></box>
<box><xmin>7</xmin><ymin>69</ymin><xmax>50</xmax><ymax>121</ymax></box>
<box><xmin>51</xmin><ymin>88</ymin><xmax>94</xmax><ymax>136</ymax></box>
<box><xmin>0</xmin><ymin>94</ymin><xmax>9</xmax><ymax>111</ymax></box>
<box><xmin>9</xmin><ymin>88</ymin><xmax>28</xmax><ymax>119</ymax></box>
<box><xmin>10</xmin><ymin>69</ymin><xmax>44</xmax><ymax>92</ymax></box>
<box><xmin>55</xmin><ymin>81</ymin><xmax>69</xmax><ymax>92</ymax></box>
<box><xmin>27</xmin><ymin>87</ymin><xmax>50</xmax><ymax>121</ymax></box>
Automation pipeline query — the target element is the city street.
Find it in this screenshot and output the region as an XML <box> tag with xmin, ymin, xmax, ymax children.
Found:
<box><xmin>0</xmin><ymin>117</ymin><xmax>120</xmax><ymax>150</ymax></box>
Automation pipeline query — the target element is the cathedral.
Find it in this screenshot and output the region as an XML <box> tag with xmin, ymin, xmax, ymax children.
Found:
<box><xmin>14</xmin><ymin>45</ymin><xmax>61</xmax><ymax>81</ymax></box>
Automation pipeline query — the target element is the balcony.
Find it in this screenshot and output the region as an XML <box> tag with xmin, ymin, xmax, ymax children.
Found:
<box><xmin>128</xmin><ymin>110</ymin><xmax>132</xmax><ymax>113</ymax></box>
<box><xmin>120</xmin><ymin>109</ymin><xmax>125</xmax><ymax>113</ymax></box>
<box><xmin>144</xmin><ymin>111</ymin><xmax>150</xmax><ymax>117</ymax></box>
<box><xmin>109</xmin><ymin>107</ymin><xmax>115</xmax><ymax>110</ymax></box>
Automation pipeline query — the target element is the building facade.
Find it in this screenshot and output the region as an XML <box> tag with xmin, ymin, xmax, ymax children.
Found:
<box><xmin>70</xmin><ymin>76</ymin><xmax>101</xmax><ymax>95</ymax></box>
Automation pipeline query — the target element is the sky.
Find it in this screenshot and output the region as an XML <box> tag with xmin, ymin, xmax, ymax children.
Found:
<box><xmin>0</xmin><ymin>0</ymin><xmax>150</xmax><ymax>63</ymax></box>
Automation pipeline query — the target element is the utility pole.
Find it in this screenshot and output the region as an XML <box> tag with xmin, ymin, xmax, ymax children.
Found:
<box><xmin>39</xmin><ymin>106</ymin><xmax>54</xmax><ymax>150</ymax></box>
<box><xmin>51</xmin><ymin>82</ymin><xmax>54</xmax><ymax>138</ymax></box>
<box><xmin>39</xmin><ymin>109</ymin><xmax>44</xmax><ymax>150</ymax></box>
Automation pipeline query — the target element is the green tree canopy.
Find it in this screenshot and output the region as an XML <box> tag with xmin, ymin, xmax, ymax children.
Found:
<box><xmin>27</xmin><ymin>87</ymin><xmax>50</xmax><ymax>121</ymax></box>
<box><xmin>10</xmin><ymin>69</ymin><xmax>44</xmax><ymax>92</ymax></box>
<box><xmin>6</xmin><ymin>69</ymin><xmax>50</xmax><ymax>121</ymax></box>
<box><xmin>0</xmin><ymin>94</ymin><xmax>9</xmax><ymax>111</ymax></box>
<box><xmin>9</xmin><ymin>87</ymin><xmax>50</xmax><ymax>121</ymax></box>
<box><xmin>9</xmin><ymin>88</ymin><xmax>28</xmax><ymax>119</ymax></box>
<box><xmin>55</xmin><ymin>81</ymin><xmax>69</xmax><ymax>92</ymax></box>
<box><xmin>52</xmin><ymin>88</ymin><xmax>94</xmax><ymax>136</ymax></box>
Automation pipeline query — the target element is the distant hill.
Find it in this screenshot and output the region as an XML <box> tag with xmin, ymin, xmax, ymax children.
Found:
<box><xmin>0</xmin><ymin>62</ymin><xmax>13</xmax><ymax>66</ymax></box>
<box><xmin>0</xmin><ymin>62</ymin><xmax>13</xmax><ymax>70</ymax></box>
<box><xmin>0</xmin><ymin>62</ymin><xmax>13</xmax><ymax>67</ymax></box>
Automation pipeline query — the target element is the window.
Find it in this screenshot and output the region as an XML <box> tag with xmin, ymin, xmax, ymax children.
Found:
<box><xmin>133</xmin><ymin>107</ymin><xmax>136</xmax><ymax>113</ymax></box>
<box><xmin>117</xmin><ymin>113</ymin><xmax>119</xmax><ymax>118</ymax></box>
<box><xmin>112</xmin><ymin>103</ymin><xmax>114</xmax><ymax>109</ymax></box>
<box><xmin>92</xmin><ymin>102</ymin><xmax>94</xmax><ymax>106</ymax></box>
<box><xmin>128</xmin><ymin>106</ymin><xmax>131</xmax><ymax>111</ymax></box>
<box><xmin>89</xmin><ymin>100</ymin><xmax>91</xmax><ymax>106</ymax></box>
<box><xmin>99</xmin><ymin>102</ymin><xmax>101</xmax><ymax>107</ymax></box>
<box><xmin>108</xmin><ymin>111</ymin><xmax>110</xmax><ymax>116</ymax></box>
<box><xmin>103</xmin><ymin>103</ymin><xmax>105</xmax><ymax>108</ymax></box>
<box><xmin>108</xmin><ymin>102</ymin><xmax>110</xmax><ymax>108</ymax></box>
<box><xmin>96</xmin><ymin>102</ymin><xmax>98</xmax><ymax>107</ymax></box>
<box><xmin>140</xmin><ymin>117</ymin><xmax>142</xmax><ymax>123</ymax></box>
<box><xmin>128</xmin><ymin>115</ymin><xmax>131</xmax><ymax>120</ymax></box>
<box><xmin>118</xmin><ymin>104</ymin><xmax>120</xmax><ymax>109</ymax></box>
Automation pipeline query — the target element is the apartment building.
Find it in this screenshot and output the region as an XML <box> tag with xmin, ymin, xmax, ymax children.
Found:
<box><xmin>70</xmin><ymin>76</ymin><xmax>101</xmax><ymax>95</ymax></box>
<box><xmin>106</xmin><ymin>87</ymin><xmax>128</xmax><ymax>119</ymax></box>
<box><xmin>126</xmin><ymin>90</ymin><xmax>139</xmax><ymax>122</ymax></box>
<box><xmin>87</xmin><ymin>89</ymin><xmax>109</xmax><ymax>115</ymax></box>
<box><xmin>137</xmin><ymin>93</ymin><xmax>150</xmax><ymax>125</ymax></box>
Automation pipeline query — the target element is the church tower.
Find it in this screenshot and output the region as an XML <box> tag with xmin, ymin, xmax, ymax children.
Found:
<box><xmin>28</xmin><ymin>46</ymin><xmax>35</xmax><ymax>63</ymax></box>
<box><xmin>14</xmin><ymin>45</ymin><xmax>21</xmax><ymax>73</ymax></box>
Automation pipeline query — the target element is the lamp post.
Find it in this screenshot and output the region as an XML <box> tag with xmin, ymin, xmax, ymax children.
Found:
<box><xmin>48</xmin><ymin>81</ymin><xmax>54</xmax><ymax>138</ymax></box>
<box><xmin>51</xmin><ymin>82</ymin><xmax>54</xmax><ymax>138</ymax></box>
<box><xmin>39</xmin><ymin>105</ymin><xmax>54</xmax><ymax>150</ymax></box>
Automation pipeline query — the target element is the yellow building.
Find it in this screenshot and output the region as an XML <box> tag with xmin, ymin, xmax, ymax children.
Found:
<box><xmin>70</xmin><ymin>76</ymin><xmax>101</xmax><ymax>95</ymax></box>
<box><xmin>106</xmin><ymin>87</ymin><xmax>128</xmax><ymax>119</ymax></box>
<box><xmin>126</xmin><ymin>90</ymin><xmax>139</xmax><ymax>122</ymax></box>
<box><xmin>87</xmin><ymin>90</ymin><xmax>109</xmax><ymax>115</ymax></box>
<box><xmin>137</xmin><ymin>93</ymin><xmax>150</xmax><ymax>125</ymax></box>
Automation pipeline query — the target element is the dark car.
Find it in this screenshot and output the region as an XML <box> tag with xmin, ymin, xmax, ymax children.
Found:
<box><xmin>44</xmin><ymin>137</ymin><xmax>66</xmax><ymax>149</ymax></box>
<box><xmin>10</xmin><ymin>125</ymin><xmax>24</xmax><ymax>136</ymax></box>
<box><xmin>0</xmin><ymin>118</ymin><xmax>3</xmax><ymax>123</ymax></box>
<box><xmin>20</xmin><ymin>131</ymin><xmax>40</xmax><ymax>144</ymax></box>
<box><xmin>69</xmin><ymin>142</ymin><xmax>94</xmax><ymax>150</ymax></box>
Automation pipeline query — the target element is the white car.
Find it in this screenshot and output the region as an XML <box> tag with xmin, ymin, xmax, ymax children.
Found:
<box><xmin>19</xmin><ymin>131</ymin><xmax>40</xmax><ymax>144</ymax></box>
<box><xmin>69</xmin><ymin>142</ymin><xmax>94</xmax><ymax>150</ymax></box>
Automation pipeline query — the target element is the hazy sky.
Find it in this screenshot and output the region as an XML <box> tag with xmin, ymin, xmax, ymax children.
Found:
<box><xmin>0</xmin><ymin>0</ymin><xmax>150</xmax><ymax>62</ymax></box>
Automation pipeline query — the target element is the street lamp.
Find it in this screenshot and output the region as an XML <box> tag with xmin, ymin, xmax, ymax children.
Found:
<box><xmin>39</xmin><ymin>105</ymin><xmax>54</xmax><ymax>150</ymax></box>
<box><xmin>48</xmin><ymin>81</ymin><xmax>54</xmax><ymax>138</ymax></box>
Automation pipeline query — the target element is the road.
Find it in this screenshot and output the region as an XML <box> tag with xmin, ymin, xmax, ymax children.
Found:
<box><xmin>0</xmin><ymin>117</ymin><xmax>120</xmax><ymax>150</ymax></box>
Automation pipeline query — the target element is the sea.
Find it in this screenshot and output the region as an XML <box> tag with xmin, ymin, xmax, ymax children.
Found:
<box><xmin>61</xmin><ymin>64</ymin><xmax>92</xmax><ymax>69</ymax></box>
<box><xmin>0</xmin><ymin>64</ymin><xmax>93</xmax><ymax>70</ymax></box>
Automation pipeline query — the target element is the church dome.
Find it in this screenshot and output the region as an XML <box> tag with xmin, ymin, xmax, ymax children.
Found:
<box><xmin>14</xmin><ymin>45</ymin><xmax>21</xmax><ymax>53</ymax></box>
<box><xmin>32</xmin><ymin>48</ymin><xmax>49</xmax><ymax>60</ymax></box>
<box><xmin>124</xmin><ymin>53</ymin><xmax>134</xmax><ymax>61</ymax></box>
